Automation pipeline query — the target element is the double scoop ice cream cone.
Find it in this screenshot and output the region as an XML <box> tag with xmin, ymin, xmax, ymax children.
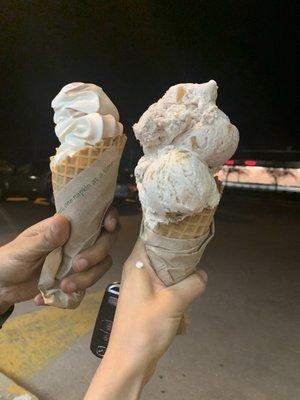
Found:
<box><xmin>134</xmin><ymin>80</ymin><xmax>238</xmax><ymax>286</ymax></box>
<box><xmin>38</xmin><ymin>83</ymin><xmax>126</xmax><ymax>308</ymax></box>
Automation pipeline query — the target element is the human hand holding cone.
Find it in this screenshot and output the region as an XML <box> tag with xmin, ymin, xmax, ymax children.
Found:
<box><xmin>38</xmin><ymin>83</ymin><xmax>126</xmax><ymax>309</ymax></box>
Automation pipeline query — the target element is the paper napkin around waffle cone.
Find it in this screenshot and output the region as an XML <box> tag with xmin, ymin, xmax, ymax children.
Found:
<box><xmin>140</xmin><ymin>178</ymin><xmax>223</xmax><ymax>286</ymax></box>
<box><xmin>38</xmin><ymin>135</ymin><xmax>126</xmax><ymax>309</ymax></box>
<box><xmin>140</xmin><ymin>212</ymin><xmax>215</xmax><ymax>286</ymax></box>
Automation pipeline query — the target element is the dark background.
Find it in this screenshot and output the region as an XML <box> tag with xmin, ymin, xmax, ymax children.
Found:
<box><xmin>0</xmin><ymin>0</ymin><xmax>298</xmax><ymax>167</ymax></box>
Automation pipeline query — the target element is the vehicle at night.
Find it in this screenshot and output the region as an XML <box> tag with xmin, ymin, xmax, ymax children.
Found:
<box><xmin>114</xmin><ymin>167</ymin><xmax>138</xmax><ymax>203</ymax></box>
<box><xmin>0</xmin><ymin>161</ymin><xmax>138</xmax><ymax>204</ymax></box>
<box><xmin>0</xmin><ymin>160</ymin><xmax>52</xmax><ymax>201</ymax></box>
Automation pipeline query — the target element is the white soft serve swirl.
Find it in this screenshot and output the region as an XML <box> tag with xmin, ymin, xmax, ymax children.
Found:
<box><xmin>51</xmin><ymin>82</ymin><xmax>123</xmax><ymax>165</ymax></box>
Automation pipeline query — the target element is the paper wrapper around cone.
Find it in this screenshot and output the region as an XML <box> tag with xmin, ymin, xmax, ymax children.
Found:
<box><xmin>38</xmin><ymin>135</ymin><xmax>126</xmax><ymax>309</ymax></box>
<box><xmin>140</xmin><ymin>178</ymin><xmax>223</xmax><ymax>287</ymax></box>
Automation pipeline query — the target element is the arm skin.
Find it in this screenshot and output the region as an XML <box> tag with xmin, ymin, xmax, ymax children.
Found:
<box><xmin>0</xmin><ymin>206</ymin><xmax>119</xmax><ymax>314</ymax></box>
<box><xmin>84</xmin><ymin>239</ymin><xmax>207</xmax><ymax>400</ymax></box>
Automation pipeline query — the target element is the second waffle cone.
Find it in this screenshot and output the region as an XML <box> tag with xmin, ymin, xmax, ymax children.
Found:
<box><xmin>153</xmin><ymin>207</ymin><xmax>217</xmax><ymax>239</ymax></box>
<box><xmin>152</xmin><ymin>177</ymin><xmax>223</xmax><ymax>239</ymax></box>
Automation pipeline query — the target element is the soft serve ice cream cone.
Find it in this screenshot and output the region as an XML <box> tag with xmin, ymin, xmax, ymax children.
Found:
<box><xmin>50</xmin><ymin>82</ymin><xmax>123</xmax><ymax>178</ymax></box>
<box><xmin>51</xmin><ymin>114</ymin><xmax>124</xmax><ymax>193</ymax></box>
<box><xmin>134</xmin><ymin>81</ymin><xmax>238</xmax><ymax>286</ymax></box>
<box><xmin>38</xmin><ymin>83</ymin><xmax>126</xmax><ymax>308</ymax></box>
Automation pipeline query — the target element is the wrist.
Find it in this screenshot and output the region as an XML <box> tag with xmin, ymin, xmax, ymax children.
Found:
<box><xmin>105</xmin><ymin>345</ymin><xmax>156</xmax><ymax>383</ymax></box>
<box><xmin>85</xmin><ymin>348</ymin><xmax>155</xmax><ymax>400</ymax></box>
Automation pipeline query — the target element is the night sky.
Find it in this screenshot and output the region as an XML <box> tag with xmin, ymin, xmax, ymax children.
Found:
<box><xmin>0</xmin><ymin>1</ymin><xmax>298</xmax><ymax>167</ymax></box>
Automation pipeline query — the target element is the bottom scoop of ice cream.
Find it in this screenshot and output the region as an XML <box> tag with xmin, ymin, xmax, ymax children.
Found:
<box><xmin>135</xmin><ymin>146</ymin><xmax>220</xmax><ymax>229</ymax></box>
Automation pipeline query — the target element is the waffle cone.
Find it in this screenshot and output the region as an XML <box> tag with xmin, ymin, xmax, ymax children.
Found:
<box><xmin>153</xmin><ymin>207</ymin><xmax>217</xmax><ymax>239</ymax></box>
<box><xmin>143</xmin><ymin>178</ymin><xmax>223</xmax><ymax>334</ymax></box>
<box><xmin>51</xmin><ymin>135</ymin><xmax>125</xmax><ymax>193</ymax></box>
<box><xmin>152</xmin><ymin>177</ymin><xmax>223</xmax><ymax>239</ymax></box>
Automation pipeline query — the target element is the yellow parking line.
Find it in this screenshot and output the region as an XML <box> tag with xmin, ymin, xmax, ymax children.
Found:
<box><xmin>0</xmin><ymin>291</ymin><xmax>104</xmax><ymax>381</ymax></box>
<box><xmin>0</xmin><ymin>372</ymin><xmax>39</xmax><ymax>399</ymax></box>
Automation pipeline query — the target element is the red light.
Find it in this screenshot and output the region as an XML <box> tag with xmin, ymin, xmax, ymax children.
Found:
<box><xmin>225</xmin><ymin>159</ymin><xmax>235</xmax><ymax>165</ymax></box>
<box><xmin>245</xmin><ymin>160</ymin><xmax>257</xmax><ymax>166</ymax></box>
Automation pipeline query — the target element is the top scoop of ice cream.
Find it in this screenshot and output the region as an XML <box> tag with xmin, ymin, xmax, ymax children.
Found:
<box><xmin>173</xmin><ymin>108</ymin><xmax>239</xmax><ymax>169</ymax></box>
<box><xmin>135</xmin><ymin>146</ymin><xmax>221</xmax><ymax>229</ymax></box>
<box><xmin>51</xmin><ymin>83</ymin><xmax>123</xmax><ymax>165</ymax></box>
<box><xmin>133</xmin><ymin>80</ymin><xmax>239</xmax><ymax>169</ymax></box>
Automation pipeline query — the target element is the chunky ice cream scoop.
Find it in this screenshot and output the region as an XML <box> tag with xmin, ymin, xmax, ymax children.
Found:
<box><xmin>173</xmin><ymin>108</ymin><xmax>238</xmax><ymax>169</ymax></box>
<box><xmin>51</xmin><ymin>83</ymin><xmax>123</xmax><ymax>165</ymax></box>
<box><xmin>136</xmin><ymin>146</ymin><xmax>220</xmax><ymax>230</ymax></box>
<box><xmin>133</xmin><ymin>80</ymin><xmax>239</xmax><ymax>169</ymax></box>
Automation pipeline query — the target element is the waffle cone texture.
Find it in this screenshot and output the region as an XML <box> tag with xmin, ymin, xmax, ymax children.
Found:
<box><xmin>51</xmin><ymin>135</ymin><xmax>125</xmax><ymax>193</ymax></box>
<box><xmin>152</xmin><ymin>177</ymin><xmax>223</xmax><ymax>239</ymax></box>
<box><xmin>153</xmin><ymin>207</ymin><xmax>216</xmax><ymax>239</ymax></box>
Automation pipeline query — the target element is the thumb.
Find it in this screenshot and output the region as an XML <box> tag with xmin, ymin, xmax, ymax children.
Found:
<box><xmin>23</xmin><ymin>215</ymin><xmax>70</xmax><ymax>255</ymax></box>
<box><xmin>167</xmin><ymin>270</ymin><xmax>208</xmax><ymax>313</ymax></box>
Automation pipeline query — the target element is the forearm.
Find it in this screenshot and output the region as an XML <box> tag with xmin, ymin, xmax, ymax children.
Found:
<box><xmin>84</xmin><ymin>350</ymin><xmax>152</xmax><ymax>400</ymax></box>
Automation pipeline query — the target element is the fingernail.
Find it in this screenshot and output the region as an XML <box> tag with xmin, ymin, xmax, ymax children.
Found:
<box><xmin>76</xmin><ymin>258</ymin><xmax>88</xmax><ymax>271</ymax></box>
<box><xmin>198</xmin><ymin>270</ymin><xmax>208</xmax><ymax>284</ymax></box>
<box><xmin>34</xmin><ymin>296</ymin><xmax>44</xmax><ymax>306</ymax></box>
<box><xmin>50</xmin><ymin>219</ymin><xmax>61</xmax><ymax>235</ymax></box>
<box><xmin>67</xmin><ymin>282</ymin><xmax>77</xmax><ymax>292</ymax></box>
